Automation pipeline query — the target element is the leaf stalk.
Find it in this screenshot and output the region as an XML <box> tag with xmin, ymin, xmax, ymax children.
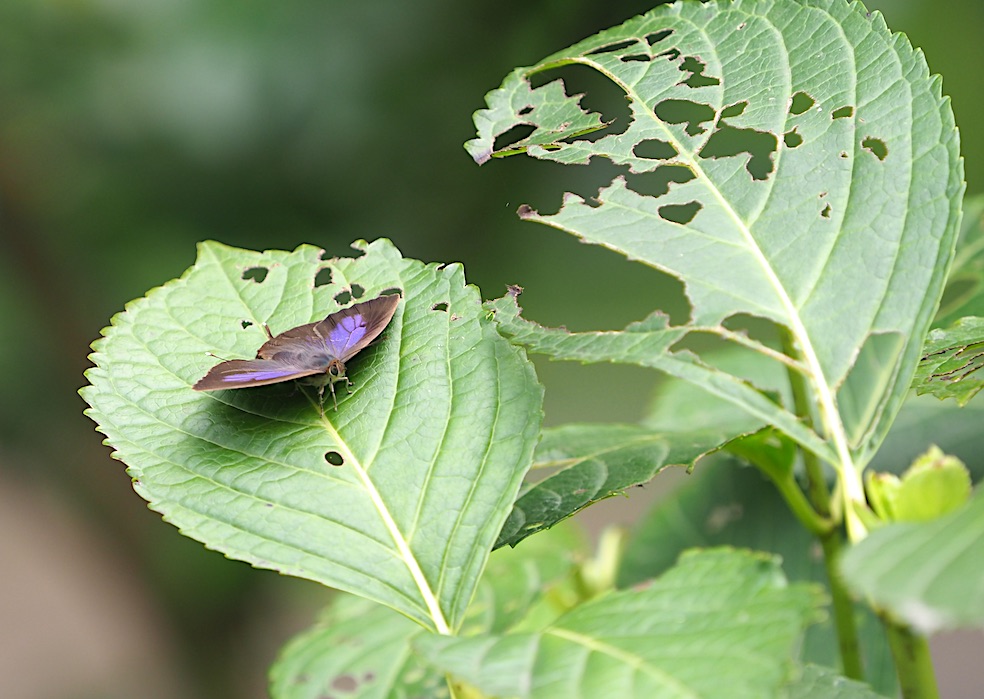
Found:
<box><xmin>883</xmin><ymin>618</ymin><xmax>940</xmax><ymax>699</ymax></box>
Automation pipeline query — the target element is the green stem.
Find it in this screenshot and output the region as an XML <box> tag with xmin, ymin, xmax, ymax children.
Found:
<box><xmin>778</xmin><ymin>330</ymin><xmax>832</xmax><ymax>518</ymax></box>
<box><xmin>777</xmin><ymin>327</ymin><xmax>864</xmax><ymax>681</ymax></box>
<box><xmin>768</xmin><ymin>469</ymin><xmax>831</xmax><ymax>536</ymax></box>
<box><xmin>884</xmin><ymin>619</ymin><xmax>940</xmax><ymax>699</ymax></box>
<box><xmin>818</xmin><ymin>531</ymin><xmax>864</xmax><ymax>680</ymax></box>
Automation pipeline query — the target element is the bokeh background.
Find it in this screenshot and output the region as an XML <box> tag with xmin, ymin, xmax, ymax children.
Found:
<box><xmin>1</xmin><ymin>1</ymin><xmax>981</xmax><ymax>697</ymax></box>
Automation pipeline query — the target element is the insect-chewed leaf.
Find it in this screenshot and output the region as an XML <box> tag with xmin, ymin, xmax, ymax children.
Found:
<box><xmin>81</xmin><ymin>239</ymin><xmax>543</xmax><ymax>632</ymax></box>
<box><xmin>472</xmin><ymin>0</ymin><xmax>963</xmax><ymax>479</ymax></box>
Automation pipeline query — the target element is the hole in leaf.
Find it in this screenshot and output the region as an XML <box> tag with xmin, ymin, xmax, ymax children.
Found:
<box><xmin>721</xmin><ymin>101</ymin><xmax>746</xmax><ymax>119</ymax></box>
<box><xmin>334</xmin><ymin>290</ymin><xmax>352</xmax><ymax>305</ymax></box>
<box><xmin>789</xmin><ymin>91</ymin><xmax>815</xmax><ymax>116</ymax></box>
<box><xmin>645</xmin><ymin>30</ymin><xmax>672</xmax><ymax>46</ymax></box>
<box><xmin>736</xmin><ymin>21</ymin><xmax>747</xmax><ymax>30</ymax></box>
<box><xmin>518</xmin><ymin>105</ymin><xmax>533</xmax><ymax>116</ymax></box>
<box><xmin>380</xmin><ymin>287</ymin><xmax>403</xmax><ymax>298</ymax></box>
<box><xmin>494</xmin><ymin>123</ymin><xmax>536</xmax><ymax>152</ymax></box>
<box><xmin>325</xmin><ymin>451</ymin><xmax>344</xmax><ymax>467</ymax></box>
<box><xmin>627</xmin><ymin>165</ymin><xmax>695</xmax><ymax>197</ymax></box>
<box><xmin>654</xmin><ymin>99</ymin><xmax>715</xmax><ymax>136</ymax></box>
<box><xmin>620</xmin><ymin>54</ymin><xmax>652</xmax><ymax>63</ymax></box>
<box><xmin>332</xmin><ymin>675</ymin><xmax>359</xmax><ymax>692</ymax></box>
<box><xmin>657</xmin><ymin>48</ymin><xmax>681</xmax><ymax>61</ymax></box>
<box><xmin>840</xmin><ymin>151</ymin><xmax>849</xmax><ymax>159</ymax></box>
<box><xmin>241</xmin><ymin>320</ymin><xmax>253</xmax><ymax>329</ymax></box>
<box><xmin>658</xmin><ymin>201</ymin><xmax>702</xmax><ymax>224</ymax></box>
<box><xmin>633</xmin><ymin>139</ymin><xmax>677</xmax><ymax>160</ymax></box>
<box><xmin>678</xmin><ymin>56</ymin><xmax>720</xmax><ymax>88</ymax></box>
<box><xmin>351</xmin><ymin>284</ymin><xmax>365</xmax><ymax>299</ymax></box>
<box><xmin>431</xmin><ymin>302</ymin><xmax>449</xmax><ymax>312</ymax></box>
<box><xmin>862</xmin><ymin>136</ymin><xmax>888</xmax><ymax>161</ymax></box>
<box><xmin>821</xmin><ymin>203</ymin><xmax>832</xmax><ymax>219</ymax></box>
<box><xmin>699</xmin><ymin>124</ymin><xmax>778</xmax><ymax>181</ymax></box>
<box><xmin>242</xmin><ymin>267</ymin><xmax>268</xmax><ymax>283</ymax></box>
<box><xmin>721</xmin><ymin>313</ymin><xmax>782</xmax><ymax>351</ymax></box>
<box><xmin>586</xmin><ymin>39</ymin><xmax>638</xmax><ymax>56</ymax></box>
<box><xmin>557</xmin><ymin>64</ymin><xmax>633</xmax><ymax>138</ymax></box>
<box><xmin>784</xmin><ymin>129</ymin><xmax>803</xmax><ymax>148</ymax></box>
<box><xmin>832</xmin><ymin>106</ymin><xmax>854</xmax><ymax>119</ymax></box>
<box><xmin>314</xmin><ymin>267</ymin><xmax>333</xmax><ymax>287</ymax></box>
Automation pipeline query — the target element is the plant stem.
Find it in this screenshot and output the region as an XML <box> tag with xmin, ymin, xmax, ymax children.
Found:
<box><xmin>818</xmin><ymin>531</ymin><xmax>864</xmax><ymax>680</ymax></box>
<box><xmin>883</xmin><ymin>619</ymin><xmax>940</xmax><ymax>699</ymax></box>
<box><xmin>768</xmin><ymin>468</ymin><xmax>831</xmax><ymax>536</ymax></box>
<box><xmin>779</xmin><ymin>327</ymin><xmax>864</xmax><ymax>681</ymax></box>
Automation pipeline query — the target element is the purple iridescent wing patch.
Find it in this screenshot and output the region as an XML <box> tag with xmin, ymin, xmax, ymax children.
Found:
<box><xmin>193</xmin><ymin>294</ymin><xmax>401</xmax><ymax>399</ymax></box>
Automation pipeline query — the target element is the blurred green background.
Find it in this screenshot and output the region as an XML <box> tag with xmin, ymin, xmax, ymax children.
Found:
<box><xmin>1</xmin><ymin>1</ymin><xmax>981</xmax><ymax>697</ymax></box>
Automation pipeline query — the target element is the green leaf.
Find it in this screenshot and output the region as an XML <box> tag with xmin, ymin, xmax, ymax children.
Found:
<box><xmin>488</xmin><ymin>293</ymin><xmax>835</xmax><ymax>464</ymax></box>
<box><xmin>786</xmin><ymin>665</ymin><xmax>889</xmax><ymax>699</ymax></box>
<box><xmin>81</xmin><ymin>240</ymin><xmax>543</xmax><ymax>632</ymax></box>
<box><xmin>912</xmin><ymin>316</ymin><xmax>984</xmax><ymax>406</ymax></box>
<box><xmin>415</xmin><ymin>548</ymin><xmax>823</xmax><ymax>699</ymax></box>
<box><xmin>496</xmin><ymin>421</ymin><xmax>741</xmax><ymax>549</ymax></box>
<box><xmin>643</xmin><ymin>344</ymin><xmax>787</xmax><ymax>434</ymax></box>
<box><xmin>472</xmin><ymin>0</ymin><xmax>964</xmax><ymax>522</ymax></box>
<box><xmin>269</xmin><ymin>595</ymin><xmax>438</xmax><ymax>699</ymax></box>
<box><xmin>618</xmin><ymin>460</ymin><xmax>897</xmax><ymax>697</ymax></box>
<box><xmin>841</xmin><ymin>486</ymin><xmax>984</xmax><ymax>634</ymax></box>
<box><xmin>865</xmin><ymin>445</ymin><xmax>972</xmax><ymax>524</ymax></box>
<box><xmin>271</xmin><ymin>526</ymin><xmax>584</xmax><ymax>699</ymax></box>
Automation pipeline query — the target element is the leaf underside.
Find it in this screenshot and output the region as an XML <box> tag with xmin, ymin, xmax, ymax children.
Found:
<box><xmin>471</xmin><ymin>0</ymin><xmax>963</xmax><ymax>471</ymax></box>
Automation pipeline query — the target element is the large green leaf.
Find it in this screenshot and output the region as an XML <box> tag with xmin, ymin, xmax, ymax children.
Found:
<box><xmin>472</xmin><ymin>0</ymin><xmax>963</xmax><ymax>530</ymax></box>
<box><xmin>618</xmin><ymin>460</ymin><xmax>897</xmax><ymax>696</ymax></box>
<box><xmin>841</xmin><ymin>486</ymin><xmax>984</xmax><ymax>634</ymax></box>
<box><xmin>415</xmin><ymin>548</ymin><xmax>823</xmax><ymax>699</ymax></box>
<box><xmin>269</xmin><ymin>595</ymin><xmax>433</xmax><ymax>699</ymax></box>
<box><xmin>270</xmin><ymin>524</ymin><xmax>586</xmax><ymax>698</ymax></box>
<box><xmin>82</xmin><ymin>240</ymin><xmax>543</xmax><ymax>632</ymax></box>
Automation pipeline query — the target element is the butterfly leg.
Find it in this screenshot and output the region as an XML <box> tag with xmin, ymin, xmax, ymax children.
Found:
<box><xmin>328</xmin><ymin>380</ymin><xmax>339</xmax><ymax>411</ymax></box>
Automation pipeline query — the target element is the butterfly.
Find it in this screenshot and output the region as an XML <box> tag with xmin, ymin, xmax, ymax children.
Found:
<box><xmin>193</xmin><ymin>293</ymin><xmax>401</xmax><ymax>412</ymax></box>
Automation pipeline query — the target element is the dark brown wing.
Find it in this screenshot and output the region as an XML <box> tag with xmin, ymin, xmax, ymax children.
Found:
<box><xmin>313</xmin><ymin>294</ymin><xmax>402</xmax><ymax>362</ymax></box>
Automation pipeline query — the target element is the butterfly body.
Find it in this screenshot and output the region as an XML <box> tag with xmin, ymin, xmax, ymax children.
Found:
<box><xmin>194</xmin><ymin>294</ymin><xmax>401</xmax><ymax>411</ymax></box>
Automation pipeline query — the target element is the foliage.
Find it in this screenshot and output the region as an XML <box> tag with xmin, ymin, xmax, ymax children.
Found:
<box><xmin>80</xmin><ymin>0</ymin><xmax>980</xmax><ymax>697</ymax></box>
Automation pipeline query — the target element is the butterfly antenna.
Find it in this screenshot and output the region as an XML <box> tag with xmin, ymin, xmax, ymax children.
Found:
<box><xmin>263</xmin><ymin>323</ymin><xmax>274</xmax><ymax>340</ymax></box>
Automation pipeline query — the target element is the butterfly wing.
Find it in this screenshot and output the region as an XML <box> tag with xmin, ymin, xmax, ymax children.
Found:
<box><xmin>193</xmin><ymin>358</ymin><xmax>324</xmax><ymax>391</ymax></box>
<box><xmin>315</xmin><ymin>294</ymin><xmax>401</xmax><ymax>362</ymax></box>
<box><xmin>194</xmin><ymin>293</ymin><xmax>400</xmax><ymax>392</ymax></box>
